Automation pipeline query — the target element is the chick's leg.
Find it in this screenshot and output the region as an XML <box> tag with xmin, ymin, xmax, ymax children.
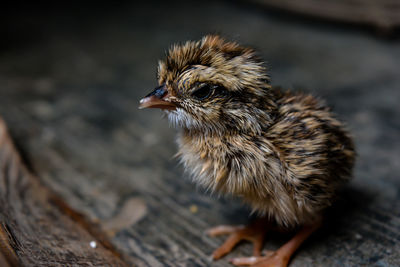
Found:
<box><xmin>230</xmin><ymin>221</ymin><xmax>321</xmax><ymax>267</ymax></box>
<box><xmin>207</xmin><ymin>219</ymin><xmax>270</xmax><ymax>260</ymax></box>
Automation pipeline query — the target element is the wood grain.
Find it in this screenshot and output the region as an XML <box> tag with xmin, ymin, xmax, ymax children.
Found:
<box><xmin>248</xmin><ymin>0</ymin><xmax>400</xmax><ymax>33</ymax></box>
<box><xmin>0</xmin><ymin>119</ymin><xmax>128</xmax><ymax>267</ymax></box>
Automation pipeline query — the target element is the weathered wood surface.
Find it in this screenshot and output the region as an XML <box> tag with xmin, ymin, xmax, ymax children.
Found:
<box><xmin>0</xmin><ymin>1</ymin><xmax>399</xmax><ymax>266</ymax></box>
<box><xmin>0</xmin><ymin>119</ymin><xmax>128</xmax><ymax>266</ymax></box>
<box><xmin>247</xmin><ymin>0</ymin><xmax>400</xmax><ymax>33</ymax></box>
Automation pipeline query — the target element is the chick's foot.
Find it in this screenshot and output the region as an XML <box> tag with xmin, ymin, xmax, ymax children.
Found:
<box><xmin>230</xmin><ymin>222</ymin><xmax>321</xmax><ymax>267</ymax></box>
<box><xmin>206</xmin><ymin>219</ymin><xmax>270</xmax><ymax>260</ymax></box>
<box><xmin>230</xmin><ymin>251</ymin><xmax>286</xmax><ymax>267</ymax></box>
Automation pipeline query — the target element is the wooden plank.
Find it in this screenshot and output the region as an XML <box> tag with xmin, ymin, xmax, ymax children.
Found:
<box><xmin>247</xmin><ymin>0</ymin><xmax>400</xmax><ymax>33</ymax></box>
<box><xmin>0</xmin><ymin>118</ymin><xmax>128</xmax><ymax>266</ymax></box>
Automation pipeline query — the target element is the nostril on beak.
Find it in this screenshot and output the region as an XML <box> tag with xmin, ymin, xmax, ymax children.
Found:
<box><xmin>145</xmin><ymin>84</ymin><xmax>167</xmax><ymax>99</ymax></box>
<box><xmin>139</xmin><ymin>84</ymin><xmax>176</xmax><ymax>110</ymax></box>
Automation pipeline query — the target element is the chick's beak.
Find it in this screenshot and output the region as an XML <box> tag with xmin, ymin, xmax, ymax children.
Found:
<box><xmin>139</xmin><ymin>84</ymin><xmax>176</xmax><ymax>110</ymax></box>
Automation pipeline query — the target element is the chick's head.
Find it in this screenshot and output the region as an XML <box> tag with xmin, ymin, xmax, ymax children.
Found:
<box><xmin>140</xmin><ymin>35</ymin><xmax>275</xmax><ymax>134</ymax></box>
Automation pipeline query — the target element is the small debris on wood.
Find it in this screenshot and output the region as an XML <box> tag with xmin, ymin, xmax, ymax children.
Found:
<box><xmin>354</xmin><ymin>233</ymin><xmax>362</xmax><ymax>240</ymax></box>
<box><xmin>90</xmin><ymin>241</ymin><xmax>97</xmax><ymax>248</ymax></box>
<box><xmin>102</xmin><ymin>197</ymin><xmax>147</xmax><ymax>234</ymax></box>
<box><xmin>190</xmin><ymin>204</ymin><xmax>198</xmax><ymax>214</ymax></box>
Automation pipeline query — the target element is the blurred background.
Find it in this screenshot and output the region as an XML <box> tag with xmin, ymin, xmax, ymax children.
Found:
<box><xmin>0</xmin><ymin>1</ymin><xmax>399</xmax><ymax>266</ymax></box>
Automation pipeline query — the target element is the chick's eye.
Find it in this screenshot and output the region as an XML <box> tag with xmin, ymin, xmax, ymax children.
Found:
<box><xmin>191</xmin><ymin>84</ymin><xmax>212</xmax><ymax>100</ymax></box>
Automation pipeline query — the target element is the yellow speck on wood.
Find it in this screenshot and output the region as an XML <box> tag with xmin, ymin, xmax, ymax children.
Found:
<box><xmin>190</xmin><ymin>205</ymin><xmax>198</xmax><ymax>213</ymax></box>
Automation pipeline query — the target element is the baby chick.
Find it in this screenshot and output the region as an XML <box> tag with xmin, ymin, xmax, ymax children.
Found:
<box><xmin>139</xmin><ymin>35</ymin><xmax>355</xmax><ymax>267</ymax></box>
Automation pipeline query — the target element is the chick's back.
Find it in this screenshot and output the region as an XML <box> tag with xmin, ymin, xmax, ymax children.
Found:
<box><xmin>259</xmin><ymin>88</ymin><xmax>355</xmax><ymax>226</ymax></box>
